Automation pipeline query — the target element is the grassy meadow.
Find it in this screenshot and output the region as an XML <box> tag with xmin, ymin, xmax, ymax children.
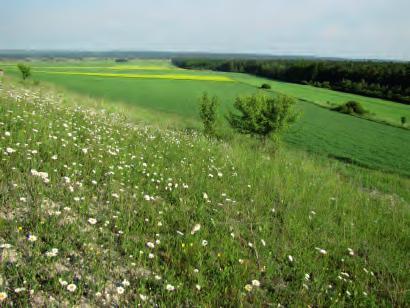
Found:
<box><xmin>2</xmin><ymin>59</ymin><xmax>410</xmax><ymax>176</ymax></box>
<box><xmin>0</xmin><ymin>76</ymin><xmax>409</xmax><ymax>306</ymax></box>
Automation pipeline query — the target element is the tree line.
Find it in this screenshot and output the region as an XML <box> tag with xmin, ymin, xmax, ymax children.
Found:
<box><xmin>172</xmin><ymin>58</ymin><xmax>410</xmax><ymax>104</ymax></box>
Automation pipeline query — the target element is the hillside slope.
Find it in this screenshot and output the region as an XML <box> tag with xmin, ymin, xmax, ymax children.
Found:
<box><xmin>0</xmin><ymin>81</ymin><xmax>409</xmax><ymax>306</ymax></box>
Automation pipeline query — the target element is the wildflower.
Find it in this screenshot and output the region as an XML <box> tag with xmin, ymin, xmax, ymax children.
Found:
<box><xmin>195</xmin><ymin>284</ymin><xmax>201</xmax><ymax>291</ymax></box>
<box><xmin>347</xmin><ymin>248</ymin><xmax>355</xmax><ymax>256</ymax></box>
<box><xmin>203</xmin><ymin>192</ymin><xmax>208</xmax><ymax>200</ymax></box>
<box><xmin>31</xmin><ymin>169</ymin><xmax>49</xmax><ymax>183</ymax></box>
<box><xmin>304</xmin><ymin>273</ymin><xmax>310</xmax><ymax>281</ymax></box>
<box><xmin>288</xmin><ymin>255</ymin><xmax>294</xmax><ymax>262</ymax></box>
<box><xmin>14</xmin><ymin>288</ymin><xmax>26</xmax><ymax>293</ymax></box>
<box><xmin>139</xmin><ymin>294</ymin><xmax>147</xmax><ymax>301</ymax></box>
<box><xmin>146</xmin><ymin>242</ymin><xmax>155</xmax><ymax>249</ymax></box>
<box><xmin>51</xmin><ymin>155</ymin><xmax>58</xmax><ymax>160</ymax></box>
<box><xmin>0</xmin><ymin>292</ymin><xmax>7</xmax><ymax>301</ymax></box>
<box><xmin>201</xmin><ymin>240</ymin><xmax>208</xmax><ymax>246</ymax></box>
<box><xmin>0</xmin><ymin>243</ymin><xmax>12</xmax><ymax>249</ymax></box>
<box><xmin>315</xmin><ymin>247</ymin><xmax>328</xmax><ymax>255</ymax></box>
<box><xmin>6</xmin><ymin>147</ymin><xmax>16</xmax><ymax>153</ymax></box>
<box><xmin>88</xmin><ymin>218</ymin><xmax>97</xmax><ymax>225</ymax></box>
<box><xmin>45</xmin><ymin>248</ymin><xmax>59</xmax><ymax>257</ymax></box>
<box><xmin>59</xmin><ymin>279</ymin><xmax>68</xmax><ymax>286</ymax></box>
<box><xmin>252</xmin><ymin>280</ymin><xmax>261</xmax><ymax>287</ymax></box>
<box><xmin>82</xmin><ymin>148</ymin><xmax>88</xmax><ymax>154</ymax></box>
<box><xmin>27</xmin><ymin>234</ymin><xmax>37</xmax><ymax>242</ymax></box>
<box><xmin>166</xmin><ymin>284</ymin><xmax>175</xmax><ymax>291</ymax></box>
<box><xmin>144</xmin><ymin>195</ymin><xmax>150</xmax><ymax>201</ymax></box>
<box><xmin>117</xmin><ymin>286</ymin><xmax>125</xmax><ymax>294</ymax></box>
<box><xmin>4</xmin><ymin>131</ymin><xmax>10</xmax><ymax>137</ymax></box>
<box><xmin>67</xmin><ymin>284</ymin><xmax>77</xmax><ymax>292</ymax></box>
<box><xmin>122</xmin><ymin>279</ymin><xmax>130</xmax><ymax>287</ymax></box>
<box><xmin>261</xmin><ymin>239</ymin><xmax>266</xmax><ymax>246</ymax></box>
<box><xmin>191</xmin><ymin>224</ymin><xmax>201</xmax><ymax>235</ymax></box>
<box><xmin>244</xmin><ymin>284</ymin><xmax>253</xmax><ymax>292</ymax></box>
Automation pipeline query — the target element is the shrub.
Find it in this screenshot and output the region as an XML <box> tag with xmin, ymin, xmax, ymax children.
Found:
<box><xmin>401</xmin><ymin>116</ymin><xmax>407</xmax><ymax>126</ymax></box>
<box><xmin>226</xmin><ymin>94</ymin><xmax>297</xmax><ymax>143</ymax></box>
<box><xmin>260</xmin><ymin>83</ymin><xmax>271</xmax><ymax>89</ymax></box>
<box><xmin>199</xmin><ymin>92</ymin><xmax>219</xmax><ymax>137</ymax></box>
<box><xmin>115</xmin><ymin>58</ymin><xmax>128</xmax><ymax>63</ymax></box>
<box><xmin>17</xmin><ymin>64</ymin><xmax>31</xmax><ymax>80</ymax></box>
<box><xmin>333</xmin><ymin>101</ymin><xmax>367</xmax><ymax>115</ymax></box>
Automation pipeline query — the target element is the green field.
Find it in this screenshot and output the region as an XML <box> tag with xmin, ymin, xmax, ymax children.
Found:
<box><xmin>2</xmin><ymin>59</ymin><xmax>410</xmax><ymax>176</ymax></box>
<box><xmin>1</xmin><ymin>80</ymin><xmax>409</xmax><ymax>306</ymax></box>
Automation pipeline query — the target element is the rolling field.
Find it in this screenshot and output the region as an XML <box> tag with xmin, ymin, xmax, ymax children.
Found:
<box><xmin>233</xmin><ymin>73</ymin><xmax>410</xmax><ymax>127</ymax></box>
<box><xmin>2</xmin><ymin>59</ymin><xmax>410</xmax><ymax>176</ymax></box>
<box><xmin>0</xmin><ymin>81</ymin><xmax>409</xmax><ymax>306</ymax></box>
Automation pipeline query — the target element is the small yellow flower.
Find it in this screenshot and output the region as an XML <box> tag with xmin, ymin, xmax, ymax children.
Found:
<box><xmin>244</xmin><ymin>284</ymin><xmax>253</xmax><ymax>292</ymax></box>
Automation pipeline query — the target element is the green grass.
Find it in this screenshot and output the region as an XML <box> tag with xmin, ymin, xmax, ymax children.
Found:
<box><xmin>286</xmin><ymin>102</ymin><xmax>410</xmax><ymax>175</ymax></box>
<box><xmin>227</xmin><ymin>73</ymin><xmax>410</xmax><ymax>127</ymax></box>
<box><xmin>2</xmin><ymin>60</ymin><xmax>410</xmax><ymax>176</ymax></box>
<box><xmin>0</xmin><ymin>79</ymin><xmax>409</xmax><ymax>306</ymax></box>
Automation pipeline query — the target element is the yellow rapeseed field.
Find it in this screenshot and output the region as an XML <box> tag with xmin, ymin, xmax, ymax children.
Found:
<box><xmin>34</xmin><ymin>70</ymin><xmax>235</xmax><ymax>82</ymax></box>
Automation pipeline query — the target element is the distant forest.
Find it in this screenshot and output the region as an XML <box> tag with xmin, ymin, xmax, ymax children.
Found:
<box><xmin>172</xmin><ymin>59</ymin><xmax>410</xmax><ymax>104</ymax></box>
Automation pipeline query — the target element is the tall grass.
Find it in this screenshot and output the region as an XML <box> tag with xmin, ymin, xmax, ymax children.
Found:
<box><xmin>0</xmin><ymin>79</ymin><xmax>409</xmax><ymax>306</ymax></box>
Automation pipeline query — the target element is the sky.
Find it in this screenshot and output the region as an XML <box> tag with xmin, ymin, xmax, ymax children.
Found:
<box><xmin>1</xmin><ymin>0</ymin><xmax>409</xmax><ymax>60</ymax></box>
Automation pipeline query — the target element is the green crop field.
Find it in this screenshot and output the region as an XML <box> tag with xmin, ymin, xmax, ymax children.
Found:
<box><xmin>1</xmin><ymin>59</ymin><xmax>410</xmax><ymax>176</ymax></box>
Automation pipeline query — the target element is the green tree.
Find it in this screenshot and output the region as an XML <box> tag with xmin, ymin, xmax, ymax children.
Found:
<box><xmin>226</xmin><ymin>94</ymin><xmax>297</xmax><ymax>143</ymax></box>
<box><xmin>17</xmin><ymin>64</ymin><xmax>31</xmax><ymax>80</ymax></box>
<box><xmin>199</xmin><ymin>92</ymin><xmax>219</xmax><ymax>137</ymax></box>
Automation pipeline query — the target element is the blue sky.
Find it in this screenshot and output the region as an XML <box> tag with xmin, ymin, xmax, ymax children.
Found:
<box><xmin>1</xmin><ymin>0</ymin><xmax>409</xmax><ymax>60</ymax></box>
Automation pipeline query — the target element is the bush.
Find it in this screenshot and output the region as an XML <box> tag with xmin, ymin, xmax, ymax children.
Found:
<box><xmin>260</xmin><ymin>83</ymin><xmax>271</xmax><ymax>89</ymax></box>
<box><xmin>226</xmin><ymin>94</ymin><xmax>297</xmax><ymax>143</ymax></box>
<box><xmin>17</xmin><ymin>64</ymin><xmax>31</xmax><ymax>80</ymax></box>
<box><xmin>401</xmin><ymin>116</ymin><xmax>407</xmax><ymax>126</ymax></box>
<box><xmin>333</xmin><ymin>101</ymin><xmax>367</xmax><ymax>115</ymax></box>
<box><xmin>115</xmin><ymin>58</ymin><xmax>128</xmax><ymax>63</ymax></box>
<box><xmin>199</xmin><ymin>92</ymin><xmax>219</xmax><ymax>137</ymax></box>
